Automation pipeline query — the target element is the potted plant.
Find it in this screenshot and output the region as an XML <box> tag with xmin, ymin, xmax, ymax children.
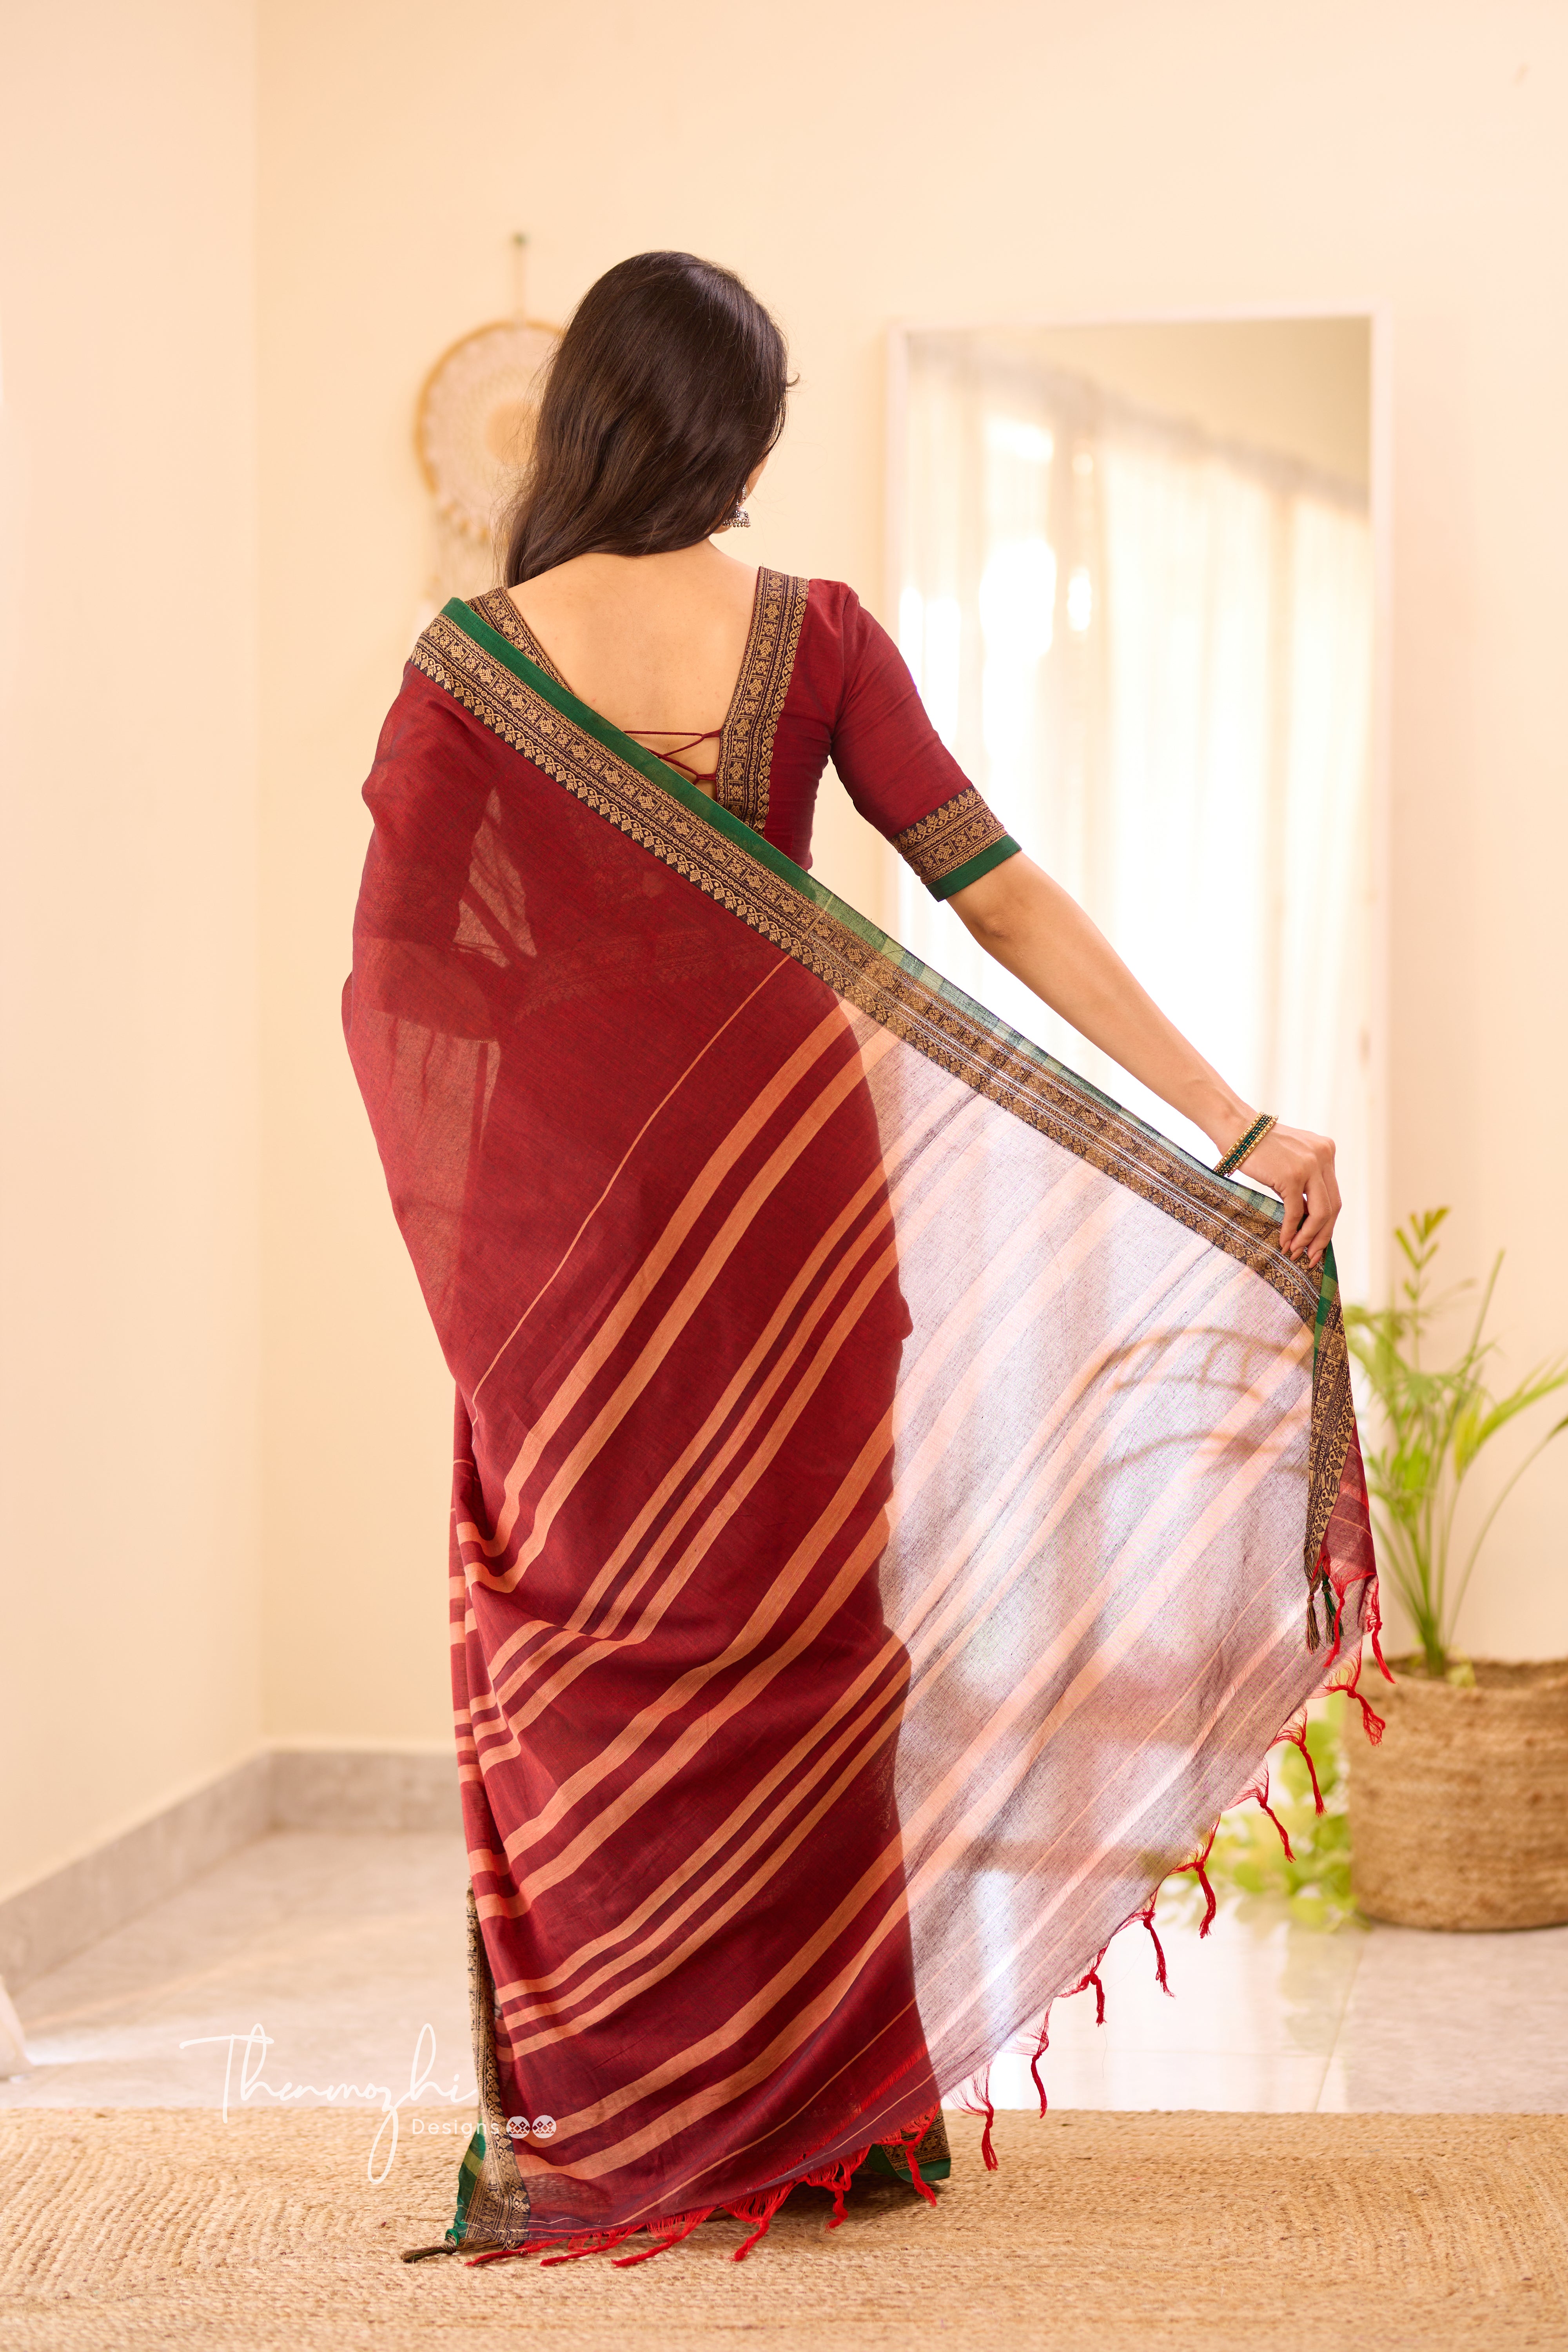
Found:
<box><xmin>1343</xmin><ymin>1209</ymin><xmax>1568</xmax><ymax>1930</ymax></box>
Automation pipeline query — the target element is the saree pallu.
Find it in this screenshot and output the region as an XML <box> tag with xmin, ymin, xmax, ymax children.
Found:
<box><xmin>346</xmin><ymin>598</ymin><xmax>1377</xmax><ymax>2261</ymax></box>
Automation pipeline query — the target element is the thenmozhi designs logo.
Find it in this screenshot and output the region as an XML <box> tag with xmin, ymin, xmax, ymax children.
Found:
<box><xmin>178</xmin><ymin>2022</ymin><xmax>475</xmax><ymax>2180</ymax></box>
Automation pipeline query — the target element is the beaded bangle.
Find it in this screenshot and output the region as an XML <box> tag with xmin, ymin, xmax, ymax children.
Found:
<box><xmin>1215</xmin><ymin>1112</ymin><xmax>1278</xmax><ymax>1178</ymax></box>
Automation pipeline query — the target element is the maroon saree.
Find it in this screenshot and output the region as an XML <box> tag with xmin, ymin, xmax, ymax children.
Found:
<box><xmin>345</xmin><ymin>592</ymin><xmax>1377</xmax><ymax>2262</ymax></box>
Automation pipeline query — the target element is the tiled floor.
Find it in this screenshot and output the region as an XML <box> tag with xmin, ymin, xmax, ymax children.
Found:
<box><xmin>1</xmin><ymin>1835</ymin><xmax>473</xmax><ymax>2116</ymax></box>
<box><xmin>4</xmin><ymin>1832</ymin><xmax>1566</xmax><ymax>2120</ymax></box>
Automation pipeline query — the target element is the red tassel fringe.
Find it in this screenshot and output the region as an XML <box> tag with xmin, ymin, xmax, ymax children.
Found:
<box><xmin>1277</xmin><ymin>1712</ymin><xmax>1325</xmax><ymax>1814</ymax></box>
<box><xmin>1139</xmin><ymin>1898</ymin><xmax>1171</xmax><ymax>1994</ymax></box>
<box><xmin>956</xmin><ymin>2068</ymin><xmax>998</xmax><ymax>2173</ymax></box>
<box><xmin>973</xmin><ymin>2085</ymin><xmax>997</xmax><ymax>2173</ymax></box>
<box><xmin>1180</xmin><ymin>1824</ymin><xmax>1219</xmax><ymax>1937</ymax></box>
<box><xmin>1028</xmin><ymin>2006</ymin><xmax>1053</xmax><ymax>2114</ymax></box>
<box><xmin>1246</xmin><ymin>1766</ymin><xmax>1295</xmax><ymax>1862</ymax></box>
<box><xmin>468</xmin><ymin>2105</ymin><xmax>944</xmax><ymax>2269</ymax></box>
<box><xmin>1329</xmin><ymin>1645</ymin><xmax>1387</xmax><ymax>1745</ymax></box>
<box><xmin>892</xmin><ymin>2118</ymin><xmax>942</xmax><ymax>2204</ymax></box>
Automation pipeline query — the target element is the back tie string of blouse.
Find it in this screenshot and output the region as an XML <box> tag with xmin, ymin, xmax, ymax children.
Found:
<box><xmin>624</xmin><ymin>724</ymin><xmax>722</xmax><ymax>788</ymax></box>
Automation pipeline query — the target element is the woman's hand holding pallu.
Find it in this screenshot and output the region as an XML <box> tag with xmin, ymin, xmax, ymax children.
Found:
<box><xmin>1220</xmin><ymin>1119</ymin><xmax>1341</xmax><ymax>1269</ymax></box>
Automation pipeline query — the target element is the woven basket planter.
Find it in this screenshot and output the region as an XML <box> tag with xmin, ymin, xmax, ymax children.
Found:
<box><xmin>1348</xmin><ymin>1657</ymin><xmax>1568</xmax><ymax>1930</ymax></box>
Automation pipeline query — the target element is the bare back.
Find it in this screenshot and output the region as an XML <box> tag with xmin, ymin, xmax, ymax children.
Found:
<box><xmin>506</xmin><ymin>543</ymin><xmax>760</xmax><ymax>792</ymax></box>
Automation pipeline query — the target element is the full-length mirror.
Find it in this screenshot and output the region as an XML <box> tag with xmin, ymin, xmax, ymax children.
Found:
<box><xmin>890</xmin><ymin>317</ymin><xmax>1381</xmax><ymax>1291</ymax></box>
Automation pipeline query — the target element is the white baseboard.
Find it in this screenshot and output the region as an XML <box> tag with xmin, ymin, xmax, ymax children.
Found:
<box><xmin>270</xmin><ymin>1746</ymin><xmax>461</xmax><ymax>1835</ymax></box>
<box><xmin>0</xmin><ymin>1746</ymin><xmax>461</xmax><ymax>1990</ymax></box>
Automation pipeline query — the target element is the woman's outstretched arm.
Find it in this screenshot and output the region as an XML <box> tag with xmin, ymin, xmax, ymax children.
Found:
<box><xmin>948</xmin><ymin>853</ymin><xmax>1341</xmax><ymax>1268</ymax></box>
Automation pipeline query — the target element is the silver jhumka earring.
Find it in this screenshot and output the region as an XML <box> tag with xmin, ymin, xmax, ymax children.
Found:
<box><xmin>726</xmin><ymin>503</ymin><xmax>751</xmax><ymax>529</ymax></box>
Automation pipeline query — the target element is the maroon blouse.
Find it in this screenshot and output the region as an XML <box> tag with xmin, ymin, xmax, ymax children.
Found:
<box><xmin>472</xmin><ymin>571</ymin><xmax>1020</xmax><ymax>900</ymax></box>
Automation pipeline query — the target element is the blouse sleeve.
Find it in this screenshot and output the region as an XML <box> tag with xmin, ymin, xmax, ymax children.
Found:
<box><xmin>826</xmin><ymin>588</ymin><xmax>1022</xmax><ymax>899</ymax></box>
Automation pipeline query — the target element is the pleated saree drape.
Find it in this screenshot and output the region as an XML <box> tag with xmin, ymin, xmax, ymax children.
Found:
<box><xmin>345</xmin><ymin>597</ymin><xmax>1377</xmax><ymax>2262</ymax></box>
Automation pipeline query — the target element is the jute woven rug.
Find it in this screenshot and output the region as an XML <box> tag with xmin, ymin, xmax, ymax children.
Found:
<box><xmin>2</xmin><ymin>2108</ymin><xmax>1564</xmax><ymax>2350</ymax></box>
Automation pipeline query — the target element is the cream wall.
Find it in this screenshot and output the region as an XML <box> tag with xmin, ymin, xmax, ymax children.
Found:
<box><xmin>0</xmin><ymin>3</ymin><xmax>263</xmax><ymax>1894</ymax></box>
<box><xmin>257</xmin><ymin>0</ymin><xmax>1568</xmax><ymax>1748</ymax></box>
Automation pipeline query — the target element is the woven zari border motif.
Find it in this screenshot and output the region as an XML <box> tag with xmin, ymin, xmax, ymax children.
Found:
<box><xmin>1304</xmin><ymin>1347</ymin><xmax>1360</xmax><ymax>1620</ymax></box>
<box><xmin>470</xmin><ymin>590</ymin><xmax>569</xmax><ymax>686</ymax></box>
<box><xmin>412</xmin><ymin>606</ymin><xmax>1354</xmax><ymax>1593</ymax></box>
<box><xmin>414</xmin><ymin>613</ymin><xmax>1306</xmax><ymax>1299</ymax></box>
<box><xmin>451</xmin><ymin>1887</ymin><xmax>529</xmax><ymax>2249</ymax></box>
<box><xmin>893</xmin><ymin>786</ymin><xmax>1012</xmax><ymax>891</ymax></box>
<box><xmin>712</xmin><ymin>568</ymin><xmax>808</xmax><ymax>833</ymax></box>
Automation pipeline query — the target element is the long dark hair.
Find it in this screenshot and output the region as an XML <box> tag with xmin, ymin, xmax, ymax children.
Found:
<box><xmin>501</xmin><ymin>252</ymin><xmax>791</xmax><ymax>586</ymax></box>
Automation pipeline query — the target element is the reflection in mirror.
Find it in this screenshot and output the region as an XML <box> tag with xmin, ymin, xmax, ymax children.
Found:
<box><xmin>890</xmin><ymin>318</ymin><xmax>1378</xmax><ymax>1291</ymax></box>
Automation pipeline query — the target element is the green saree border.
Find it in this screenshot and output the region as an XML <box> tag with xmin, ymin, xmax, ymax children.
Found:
<box><xmin>432</xmin><ymin>598</ymin><xmax>1283</xmax><ymax>1243</ymax></box>
<box><xmin>424</xmin><ymin>597</ymin><xmax>1308</xmax><ymax>1247</ymax></box>
<box><xmin>929</xmin><ymin>837</ymin><xmax>1023</xmax><ymax>900</ymax></box>
<box><xmin>893</xmin><ymin>782</ymin><xmax>1019</xmax><ymax>898</ymax></box>
<box><xmin>444</xmin><ymin>1888</ymin><xmax>527</xmax><ymax>2250</ymax></box>
<box><xmin>415</xmin><ymin>597</ymin><xmax>1355</xmax><ymax>1669</ymax></box>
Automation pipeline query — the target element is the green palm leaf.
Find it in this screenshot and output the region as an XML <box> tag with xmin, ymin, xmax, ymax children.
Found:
<box><xmin>1347</xmin><ymin>1212</ymin><xmax>1568</xmax><ymax>1674</ymax></box>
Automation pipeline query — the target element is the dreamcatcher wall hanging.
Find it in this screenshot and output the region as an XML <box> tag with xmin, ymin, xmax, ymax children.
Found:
<box><xmin>416</xmin><ymin>234</ymin><xmax>560</xmax><ymax>606</ymax></box>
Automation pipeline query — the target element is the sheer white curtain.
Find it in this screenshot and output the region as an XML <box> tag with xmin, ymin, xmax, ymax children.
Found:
<box><xmin>895</xmin><ymin>339</ymin><xmax>1375</xmax><ymax>1292</ymax></box>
